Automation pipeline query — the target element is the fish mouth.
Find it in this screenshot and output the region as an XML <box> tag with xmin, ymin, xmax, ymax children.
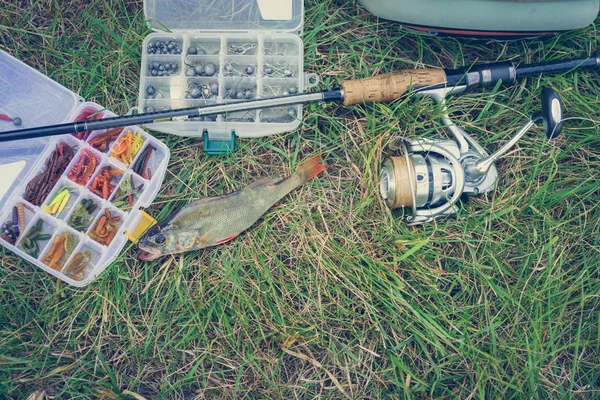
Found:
<box><xmin>137</xmin><ymin>247</ymin><xmax>162</xmax><ymax>261</ymax></box>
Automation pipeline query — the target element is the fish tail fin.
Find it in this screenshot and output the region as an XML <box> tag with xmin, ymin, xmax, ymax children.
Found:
<box><xmin>295</xmin><ymin>155</ymin><xmax>325</xmax><ymax>184</ymax></box>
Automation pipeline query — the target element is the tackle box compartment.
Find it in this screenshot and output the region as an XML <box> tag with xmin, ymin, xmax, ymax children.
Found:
<box><xmin>0</xmin><ymin>50</ymin><xmax>170</xmax><ymax>287</ymax></box>
<box><xmin>137</xmin><ymin>0</ymin><xmax>318</xmax><ymax>151</ymax></box>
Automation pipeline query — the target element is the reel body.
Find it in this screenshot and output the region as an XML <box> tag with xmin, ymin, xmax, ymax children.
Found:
<box><xmin>380</xmin><ymin>87</ymin><xmax>563</xmax><ymax>225</ymax></box>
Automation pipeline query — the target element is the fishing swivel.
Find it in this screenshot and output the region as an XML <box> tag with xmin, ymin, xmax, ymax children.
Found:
<box><xmin>379</xmin><ymin>87</ymin><xmax>564</xmax><ymax>225</ymax></box>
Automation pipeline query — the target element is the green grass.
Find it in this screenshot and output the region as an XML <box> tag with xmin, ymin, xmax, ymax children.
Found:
<box><xmin>1</xmin><ymin>1</ymin><xmax>600</xmax><ymax>398</ymax></box>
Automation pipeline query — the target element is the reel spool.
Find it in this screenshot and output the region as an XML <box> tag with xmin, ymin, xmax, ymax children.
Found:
<box><xmin>380</xmin><ymin>139</ymin><xmax>464</xmax><ymax>224</ymax></box>
<box><xmin>380</xmin><ymin>87</ymin><xmax>564</xmax><ymax>225</ymax></box>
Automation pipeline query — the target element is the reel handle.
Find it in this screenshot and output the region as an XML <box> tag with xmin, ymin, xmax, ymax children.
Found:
<box><xmin>341</xmin><ymin>69</ymin><xmax>447</xmax><ymax>105</ymax></box>
<box><xmin>464</xmin><ymin>87</ymin><xmax>563</xmax><ymax>179</ymax></box>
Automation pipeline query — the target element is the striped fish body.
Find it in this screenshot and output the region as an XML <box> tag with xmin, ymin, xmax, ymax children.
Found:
<box><xmin>138</xmin><ymin>156</ymin><xmax>325</xmax><ymax>260</ymax></box>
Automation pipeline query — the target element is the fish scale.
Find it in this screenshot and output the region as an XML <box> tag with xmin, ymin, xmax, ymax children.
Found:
<box><xmin>138</xmin><ymin>156</ymin><xmax>325</xmax><ymax>261</ymax></box>
<box><xmin>169</xmin><ymin>178</ymin><xmax>293</xmax><ymax>241</ymax></box>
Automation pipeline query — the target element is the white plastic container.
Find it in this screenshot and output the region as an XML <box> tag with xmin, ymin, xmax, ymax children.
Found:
<box><xmin>0</xmin><ymin>50</ymin><xmax>170</xmax><ymax>287</ymax></box>
<box><xmin>138</xmin><ymin>0</ymin><xmax>318</xmax><ymax>153</ymax></box>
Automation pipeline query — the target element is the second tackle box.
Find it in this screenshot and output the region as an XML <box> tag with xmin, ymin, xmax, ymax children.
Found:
<box><xmin>137</xmin><ymin>0</ymin><xmax>319</xmax><ymax>154</ymax></box>
<box><xmin>0</xmin><ymin>50</ymin><xmax>170</xmax><ymax>287</ymax></box>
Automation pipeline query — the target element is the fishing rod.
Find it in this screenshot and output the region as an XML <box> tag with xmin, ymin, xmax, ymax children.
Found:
<box><xmin>0</xmin><ymin>51</ymin><xmax>598</xmax><ymax>143</ymax></box>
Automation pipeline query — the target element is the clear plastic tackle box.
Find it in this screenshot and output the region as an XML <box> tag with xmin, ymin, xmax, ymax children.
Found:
<box><xmin>0</xmin><ymin>50</ymin><xmax>170</xmax><ymax>287</ymax></box>
<box><xmin>138</xmin><ymin>0</ymin><xmax>318</xmax><ymax>153</ymax></box>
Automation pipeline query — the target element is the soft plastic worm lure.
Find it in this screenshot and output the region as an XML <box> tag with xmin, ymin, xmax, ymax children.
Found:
<box><xmin>113</xmin><ymin>175</ymin><xmax>145</xmax><ymax>211</ymax></box>
<box><xmin>89</xmin><ymin>209</ymin><xmax>121</xmax><ymax>246</ymax></box>
<box><xmin>42</xmin><ymin>232</ymin><xmax>78</xmax><ymax>271</ymax></box>
<box><xmin>0</xmin><ymin>113</ymin><xmax>22</xmax><ymax>126</ymax></box>
<box><xmin>63</xmin><ymin>250</ymin><xmax>92</xmax><ymax>281</ymax></box>
<box><xmin>1</xmin><ymin>205</ymin><xmax>24</xmax><ymax>245</ymax></box>
<box><xmin>68</xmin><ymin>149</ymin><xmax>98</xmax><ymax>185</ymax></box>
<box><xmin>72</xmin><ymin>108</ymin><xmax>103</xmax><ymax>140</ymax></box>
<box><xmin>90</xmin><ymin>166</ymin><xmax>123</xmax><ymax>199</ymax></box>
<box><xmin>110</xmin><ymin>129</ymin><xmax>144</xmax><ymax>166</ymax></box>
<box><xmin>18</xmin><ymin>219</ymin><xmax>52</xmax><ymax>258</ymax></box>
<box><xmin>132</xmin><ymin>145</ymin><xmax>155</xmax><ymax>179</ymax></box>
<box><xmin>24</xmin><ymin>142</ymin><xmax>74</xmax><ymax>206</ymax></box>
<box><xmin>88</xmin><ymin>127</ymin><xmax>123</xmax><ymax>152</ymax></box>
<box><xmin>68</xmin><ymin>199</ymin><xmax>97</xmax><ymax>232</ymax></box>
<box><xmin>42</xmin><ymin>188</ymin><xmax>71</xmax><ymax>217</ymax></box>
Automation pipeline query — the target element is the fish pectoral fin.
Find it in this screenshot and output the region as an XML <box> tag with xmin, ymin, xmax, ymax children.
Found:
<box><xmin>195</xmin><ymin>234</ymin><xmax>211</xmax><ymax>248</ymax></box>
<box><xmin>179</xmin><ymin>233</ymin><xmax>199</xmax><ymax>251</ymax></box>
<box><xmin>215</xmin><ymin>234</ymin><xmax>239</xmax><ymax>245</ymax></box>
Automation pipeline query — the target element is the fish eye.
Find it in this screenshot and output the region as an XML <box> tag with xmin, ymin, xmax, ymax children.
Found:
<box><xmin>153</xmin><ymin>233</ymin><xmax>166</xmax><ymax>245</ymax></box>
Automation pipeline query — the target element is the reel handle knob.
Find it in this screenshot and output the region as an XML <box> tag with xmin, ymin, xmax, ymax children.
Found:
<box><xmin>531</xmin><ymin>87</ymin><xmax>563</xmax><ymax>139</ymax></box>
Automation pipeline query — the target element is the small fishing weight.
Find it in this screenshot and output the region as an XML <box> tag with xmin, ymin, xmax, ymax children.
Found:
<box><xmin>187</xmin><ymin>43</ymin><xmax>221</xmax><ymax>55</ymax></box>
<box><xmin>227</xmin><ymin>42</ymin><xmax>257</xmax><ymax>55</ymax></box>
<box><xmin>224</xmin><ymin>86</ymin><xmax>256</xmax><ymax>100</ymax></box>
<box><xmin>144</xmin><ymin>106</ymin><xmax>172</xmax><ymax>113</ymax></box>
<box><xmin>262</xmin><ymin>62</ymin><xmax>296</xmax><ymax>78</ymax></box>
<box><xmin>224</xmin><ymin>61</ymin><xmax>257</xmax><ymax>77</ymax></box>
<box><xmin>187</xmin><ymin>46</ymin><xmax>207</xmax><ymax>56</ymax></box>
<box><xmin>146</xmin><ymin>85</ymin><xmax>164</xmax><ymax>100</ymax></box>
<box><xmin>148</xmin><ymin>61</ymin><xmax>179</xmax><ymax>77</ymax></box>
<box><xmin>263</xmin><ymin>85</ymin><xmax>298</xmax><ymax>97</ymax></box>
<box><xmin>147</xmin><ymin>40</ymin><xmax>182</xmax><ymax>55</ymax></box>
<box><xmin>184</xmin><ymin>60</ymin><xmax>217</xmax><ymax>77</ymax></box>
<box><xmin>186</xmin><ymin>80</ymin><xmax>218</xmax><ymax>100</ymax></box>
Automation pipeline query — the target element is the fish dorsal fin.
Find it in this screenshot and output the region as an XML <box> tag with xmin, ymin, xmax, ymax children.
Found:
<box><xmin>188</xmin><ymin>190</ymin><xmax>240</xmax><ymax>208</ymax></box>
<box><xmin>156</xmin><ymin>205</ymin><xmax>185</xmax><ymax>230</ymax></box>
<box><xmin>246</xmin><ymin>177</ymin><xmax>284</xmax><ymax>189</ymax></box>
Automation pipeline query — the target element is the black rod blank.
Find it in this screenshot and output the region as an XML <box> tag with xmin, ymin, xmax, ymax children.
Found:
<box><xmin>0</xmin><ymin>51</ymin><xmax>598</xmax><ymax>143</ymax></box>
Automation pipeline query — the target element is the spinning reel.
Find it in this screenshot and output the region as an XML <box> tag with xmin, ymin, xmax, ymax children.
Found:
<box><xmin>380</xmin><ymin>87</ymin><xmax>564</xmax><ymax>224</ymax></box>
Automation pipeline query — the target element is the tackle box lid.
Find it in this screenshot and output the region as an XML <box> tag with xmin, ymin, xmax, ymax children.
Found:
<box><xmin>144</xmin><ymin>0</ymin><xmax>304</xmax><ymax>34</ymax></box>
<box><xmin>0</xmin><ymin>50</ymin><xmax>171</xmax><ymax>286</ymax></box>
<box><xmin>0</xmin><ymin>50</ymin><xmax>82</xmax><ymax>211</ymax></box>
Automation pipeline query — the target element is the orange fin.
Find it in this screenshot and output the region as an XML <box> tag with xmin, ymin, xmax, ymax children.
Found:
<box><xmin>296</xmin><ymin>155</ymin><xmax>325</xmax><ymax>183</ymax></box>
<box><xmin>215</xmin><ymin>234</ymin><xmax>239</xmax><ymax>245</ymax></box>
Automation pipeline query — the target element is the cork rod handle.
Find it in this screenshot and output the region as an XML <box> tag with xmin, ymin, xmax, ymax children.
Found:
<box><xmin>341</xmin><ymin>69</ymin><xmax>448</xmax><ymax>106</ymax></box>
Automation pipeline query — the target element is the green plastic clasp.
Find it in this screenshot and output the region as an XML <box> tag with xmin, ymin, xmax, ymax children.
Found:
<box><xmin>203</xmin><ymin>131</ymin><xmax>237</xmax><ymax>155</ymax></box>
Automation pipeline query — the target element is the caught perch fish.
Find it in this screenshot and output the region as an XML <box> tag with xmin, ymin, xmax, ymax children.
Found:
<box><xmin>138</xmin><ymin>155</ymin><xmax>326</xmax><ymax>261</ymax></box>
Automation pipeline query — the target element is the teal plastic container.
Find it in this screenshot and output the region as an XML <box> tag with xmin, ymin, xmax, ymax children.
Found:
<box><xmin>358</xmin><ymin>0</ymin><xmax>599</xmax><ymax>38</ymax></box>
